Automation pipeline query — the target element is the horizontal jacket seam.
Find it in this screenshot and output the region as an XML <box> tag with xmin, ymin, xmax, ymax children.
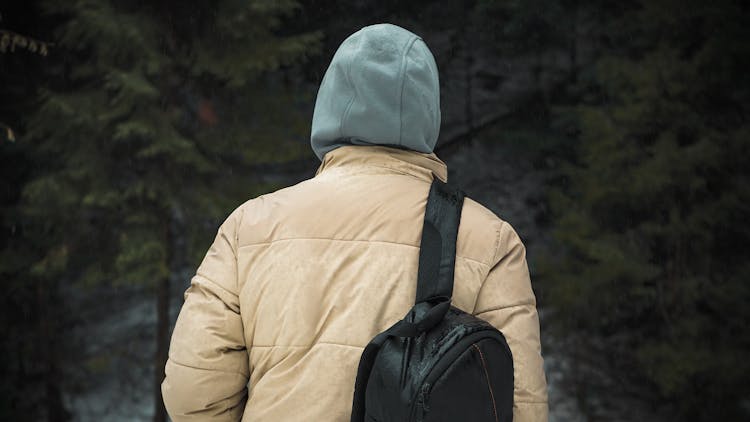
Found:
<box><xmin>251</xmin><ymin>342</ymin><xmax>365</xmax><ymax>349</ymax></box>
<box><xmin>238</xmin><ymin>237</ymin><xmax>490</xmax><ymax>266</ymax></box>
<box><xmin>474</xmin><ymin>301</ymin><xmax>536</xmax><ymax>316</ymax></box>
<box><xmin>194</xmin><ymin>272</ymin><xmax>239</xmax><ymax>300</ymax></box>
<box><xmin>167</xmin><ymin>358</ymin><xmax>249</xmax><ymax>378</ymax></box>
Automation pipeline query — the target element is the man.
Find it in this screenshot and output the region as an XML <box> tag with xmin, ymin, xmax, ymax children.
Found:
<box><xmin>161</xmin><ymin>23</ymin><xmax>548</xmax><ymax>421</ymax></box>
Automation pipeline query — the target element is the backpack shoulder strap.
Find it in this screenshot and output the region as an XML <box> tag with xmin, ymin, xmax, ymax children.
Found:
<box><xmin>415</xmin><ymin>176</ymin><xmax>465</xmax><ymax>305</ymax></box>
<box><xmin>350</xmin><ymin>176</ymin><xmax>465</xmax><ymax>422</ymax></box>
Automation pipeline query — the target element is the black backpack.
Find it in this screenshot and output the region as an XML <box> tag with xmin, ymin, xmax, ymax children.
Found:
<box><xmin>350</xmin><ymin>176</ymin><xmax>514</xmax><ymax>422</ymax></box>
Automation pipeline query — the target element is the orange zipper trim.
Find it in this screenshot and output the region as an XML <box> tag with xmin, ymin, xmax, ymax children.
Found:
<box><xmin>472</xmin><ymin>343</ymin><xmax>499</xmax><ymax>422</ymax></box>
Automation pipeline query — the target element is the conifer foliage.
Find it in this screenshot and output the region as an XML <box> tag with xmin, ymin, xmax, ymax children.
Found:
<box><xmin>7</xmin><ymin>0</ymin><xmax>321</xmax><ymax>419</ymax></box>
<box><xmin>543</xmin><ymin>1</ymin><xmax>750</xmax><ymax>420</ymax></box>
<box><xmin>3</xmin><ymin>1</ymin><xmax>749</xmax><ymax>420</ymax></box>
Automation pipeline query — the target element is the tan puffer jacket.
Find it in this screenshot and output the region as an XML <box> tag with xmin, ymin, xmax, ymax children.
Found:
<box><xmin>161</xmin><ymin>144</ymin><xmax>548</xmax><ymax>421</ymax></box>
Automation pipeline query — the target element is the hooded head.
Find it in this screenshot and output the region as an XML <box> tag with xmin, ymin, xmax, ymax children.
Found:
<box><xmin>310</xmin><ymin>23</ymin><xmax>441</xmax><ymax>161</ymax></box>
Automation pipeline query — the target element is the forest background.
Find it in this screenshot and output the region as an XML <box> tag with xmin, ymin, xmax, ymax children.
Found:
<box><xmin>1</xmin><ymin>0</ymin><xmax>748</xmax><ymax>421</ymax></box>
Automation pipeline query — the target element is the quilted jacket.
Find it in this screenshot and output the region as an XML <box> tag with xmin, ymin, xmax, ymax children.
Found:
<box><xmin>161</xmin><ymin>144</ymin><xmax>549</xmax><ymax>421</ymax></box>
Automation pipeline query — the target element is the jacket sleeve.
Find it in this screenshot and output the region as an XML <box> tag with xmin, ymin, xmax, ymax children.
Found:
<box><xmin>472</xmin><ymin>220</ymin><xmax>549</xmax><ymax>422</ymax></box>
<box><xmin>161</xmin><ymin>208</ymin><xmax>249</xmax><ymax>421</ymax></box>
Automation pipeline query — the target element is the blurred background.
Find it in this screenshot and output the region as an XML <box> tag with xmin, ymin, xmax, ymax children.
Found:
<box><xmin>1</xmin><ymin>0</ymin><xmax>748</xmax><ymax>421</ymax></box>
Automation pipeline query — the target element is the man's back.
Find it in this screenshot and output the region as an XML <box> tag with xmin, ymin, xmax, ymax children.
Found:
<box><xmin>162</xmin><ymin>144</ymin><xmax>548</xmax><ymax>421</ymax></box>
<box><xmin>163</xmin><ymin>22</ymin><xmax>547</xmax><ymax>421</ymax></box>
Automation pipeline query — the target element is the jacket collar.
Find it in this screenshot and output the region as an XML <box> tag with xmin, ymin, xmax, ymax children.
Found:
<box><xmin>314</xmin><ymin>145</ymin><xmax>448</xmax><ymax>183</ymax></box>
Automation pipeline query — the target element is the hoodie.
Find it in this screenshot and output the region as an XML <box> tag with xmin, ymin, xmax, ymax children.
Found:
<box><xmin>310</xmin><ymin>23</ymin><xmax>441</xmax><ymax>161</ymax></box>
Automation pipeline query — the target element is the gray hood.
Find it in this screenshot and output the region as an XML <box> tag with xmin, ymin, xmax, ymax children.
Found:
<box><xmin>310</xmin><ymin>23</ymin><xmax>441</xmax><ymax>161</ymax></box>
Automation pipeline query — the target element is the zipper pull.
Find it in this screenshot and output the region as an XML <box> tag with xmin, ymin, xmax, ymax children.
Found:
<box><xmin>418</xmin><ymin>382</ymin><xmax>431</xmax><ymax>414</ymax></box>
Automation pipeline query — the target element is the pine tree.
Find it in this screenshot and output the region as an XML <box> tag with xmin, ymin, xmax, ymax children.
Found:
<box><xmin>543</xmin><ymin>1</ymin><xmax>750</xmax><ymax>419</ymax></box>
<box><xmin>17</xmin><ymin>0</ymin><xmax>322</xmax><ymax>419</ymax></box>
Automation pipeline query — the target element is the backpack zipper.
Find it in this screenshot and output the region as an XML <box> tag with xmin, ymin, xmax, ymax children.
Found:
<box><xmin>414</xmin><ymin>382</ymin><xmax>431</xmax><ymax>422</ymax></box>
<box><xmin>472</xmin><ymin>343</ymin><xmax>499</xmax><ymax>422</ymax></box>
<box><xmin>407</xmin><ymin>329</ymin><xmax>511</xmax><ymax>422</ymax></box>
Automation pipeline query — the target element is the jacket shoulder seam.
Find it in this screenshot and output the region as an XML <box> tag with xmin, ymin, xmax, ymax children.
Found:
<box><xmin>237</xmin><ymin>236</ymin><xmax>490</xmax><ymax>266</ymax></box>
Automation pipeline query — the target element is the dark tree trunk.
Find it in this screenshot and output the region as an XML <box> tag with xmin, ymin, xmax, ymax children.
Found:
<box><xmin>463</xmin><ymin>22</ymin><xmax>475</xmax><ymax>145</ymax></box>
<box><xmin>154</xmin><ymin>223</ymin><xmax>172</xmax><ymax>422</ymax></box>
<box><xmin>569</xmin><ymin>0</ymin><xmax>579</xmax><ymax>86</ymax></box>
<box><xmin>154</xmin><ymin>273</ymin><xmax>170</xmax><ymax>422</ymax></box>
<box><xmin>38</xmin><ymin>278</ymin><xmax>72</xmax><ymax>422</ymax></box>
<box><xmin>45</xmin><ymin>361</ymin><xmax>70</xmax><ymax>422</ymax></box>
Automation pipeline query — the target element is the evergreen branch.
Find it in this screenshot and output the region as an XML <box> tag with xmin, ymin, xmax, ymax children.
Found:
<box><xmin>0</xmin><ymin>29</ymin><xmax>53</xmax><ymax>56</ymax></box>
